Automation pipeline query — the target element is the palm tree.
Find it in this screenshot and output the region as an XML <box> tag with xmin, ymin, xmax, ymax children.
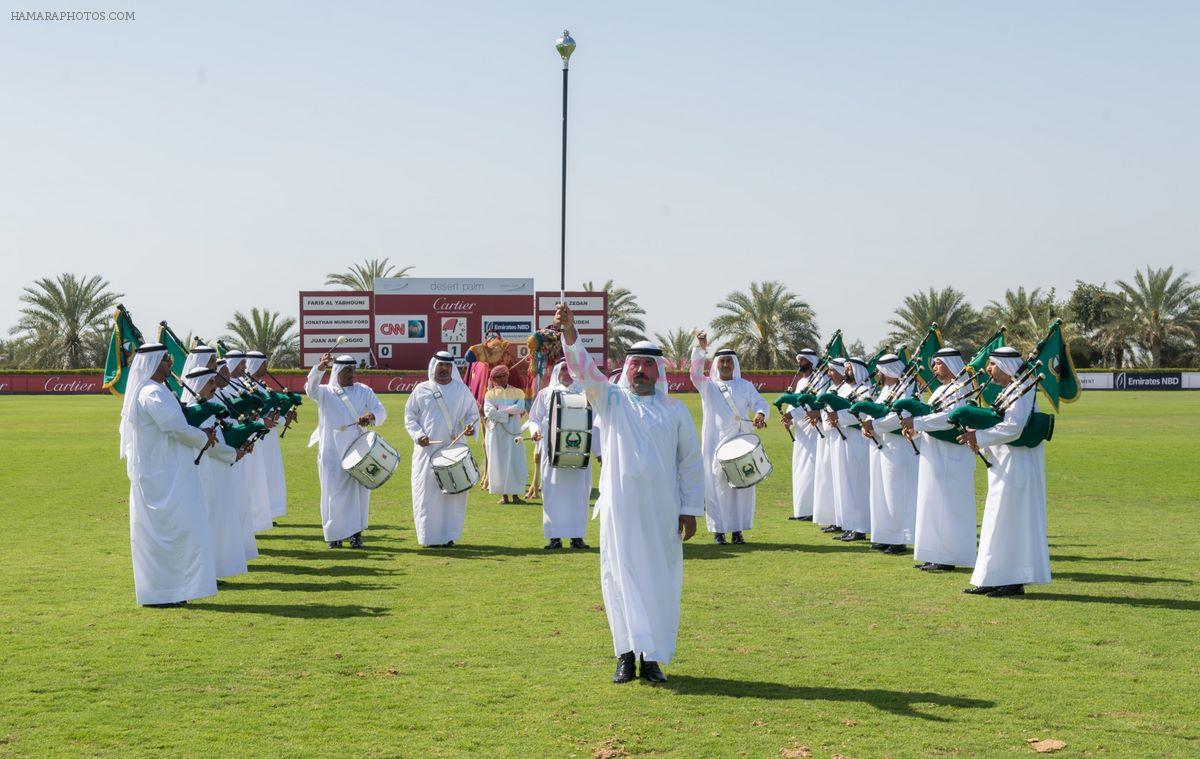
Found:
<box><xmin>222</xmin><ymin>308</ymin><xmax>300</xmax><ymax>367</ymax></box>
<box><xmin>581</xmin><ymin>280</ymin><xmax>647</xmax><ymax>362</ymax></box>
<box><xmin>887</xmin><ymin>287</ymin><xmax>985</xmax><ymax>354</ymax></box>
<box><xmin>653</xmin><ymin>327</ymin><xmax>696</xmax><ymax>371</ymax></box>
<box><xmin>983</xmin><ymin>286</ymin><xmax>1058</xmax><ymax>353</ymax></box>
<box><xmin>325</xmin><ymin>258</ymin><xmax>413</xmax><ymax>291</ymax></box>
<box><xmin>7</xmin><ymin>274</ymin><xmax>122</xmax><ymax>369</ymax></box>
<box><xmin>709</xmin><ymin>281</ymin><xmax>819</xmax><ymax>370</ymax></box>
<box><xmin>1114</xmin><ymin>266</ymin><xmax>1200</xmax><ymax>367</ymax></box>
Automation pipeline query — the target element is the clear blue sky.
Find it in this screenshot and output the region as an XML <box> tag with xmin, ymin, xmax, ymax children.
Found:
<box><xmin>2</xmin><ymin>1</ymin><xmax>1197</xmax><ymax>350</ymax></box>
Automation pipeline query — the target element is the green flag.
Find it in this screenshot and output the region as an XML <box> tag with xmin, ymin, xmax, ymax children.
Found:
<box><xmin>216</xmin><ymin>340</ymin><xmax>231</xmax><ymax>359</ymax></box>
<box><xmin>823</xmin><ymin>330</ymin><xmax>846</xmax><ymax>361</ymax></box>
<box><xmin>102</xmin><ymin>305</ymin><xmax>145</xmax><ymax>396</ymax></box>
<box><xmin>1030</xmin><ymin>319</ymin><xmax>1081</xmax><ymax>410</ymax></box>
<box><xmin>968</xmin><ymin>328</ymin><xmax>1007</xmax><ymax>405</ymax></box>
<box><xmin>157</xmin><ymin>322</ymin><xmax>188</xmax><ymax>396</ymax></box>
<box><xmin>911</xmin><ymin>324</ymin><xmax>944</xmax><ymax>391</ymax></box>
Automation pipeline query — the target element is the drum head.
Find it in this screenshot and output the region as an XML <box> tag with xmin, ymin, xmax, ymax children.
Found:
<box><xmin>433</xmin><ymin>445</ymin><xmax>469</xmax><ymax>467</ymax></box>
<box><xmin>717</xmin><ymin>434</ymin><xmax>760</xmax><ymax>460</ymax></box>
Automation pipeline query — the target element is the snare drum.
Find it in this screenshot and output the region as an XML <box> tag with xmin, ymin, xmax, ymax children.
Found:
<box><xmin>548</xmin><ymin>390</ymin><xmax>593</xmax><ymax>469</ymax></box>
<box><xmin>432</xmin><ymin>444</ymin><xmax>480</xmax><ymax>494</ymax></box>
<box><xmin>716</xmin><ymin>433</ymin><xmax>772</xmax><ymax>488</ymax></box>
<box><xmin>341</xmin><ymin>431</ymin><xmax>400</xmax><ymax>490</ymax></box>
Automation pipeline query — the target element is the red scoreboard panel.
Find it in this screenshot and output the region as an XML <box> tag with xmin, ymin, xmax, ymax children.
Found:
<box><xmin>535</xmin><ymin>291</ymin><xmax>608</xmax><ymax>369</ymax></box>
<box><xmin>372</xmin><ymin>278</ymin><xmax>536</xmax><ymax>370</ymax></box>
<box><xmin>298</xmin><ymin>291</ymin><xmax>374</xmax><ymax>367</ymax></box>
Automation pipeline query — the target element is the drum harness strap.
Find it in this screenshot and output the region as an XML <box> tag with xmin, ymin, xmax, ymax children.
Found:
<box><xmin>332</xmin><ymin>383</ymin><xmax>367</xmax><ymax>430</ymax></box>
<box><xmin>714</xmin><ymin>381</ymin><xmax>754</xmax><ymax>477</ymax></box>
<box><xmin>430</xmin><ymin>390</ymin><xmax>463</xmax><ymax>450</ymax></box>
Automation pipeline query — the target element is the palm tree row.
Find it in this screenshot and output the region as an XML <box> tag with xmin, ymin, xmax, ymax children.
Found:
<box><xmin>4</xmin><ymin>265</ymin><xmax>1196</xmax><ymax>371</ymax></box>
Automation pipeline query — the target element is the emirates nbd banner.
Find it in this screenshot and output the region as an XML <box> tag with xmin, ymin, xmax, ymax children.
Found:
<box><xmin>1113</xmin><ymin>371</ymin><xmax>1183</xmax><ymax>390</ymax></box>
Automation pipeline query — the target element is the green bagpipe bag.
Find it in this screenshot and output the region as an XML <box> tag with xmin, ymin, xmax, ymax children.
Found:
<box><xmin>946</xmin><ymin>404</ymin><xmax>1055</xmax><ymax>448</ymax></box>
<box><xmin>817</xmin><ymin>391</ymin><xmax>862</xmax><ymax>429</ymax></box>
<box><xmin>182</xmin><ymin>400</ymin><xmax>229</xmax><ymax>427</ymax></box>
<box><xmin>891</xmin><ymin>397</ymin><xmax>962</xmax><ymax>445</ymax></box>
<box><xmin>773</xmin><ymin>392</ymin><xmax>804</xmax><ymax>411</ymax></box>
<box><xmin>221</xmin><ymin>420</ymin><xmax>269</xmax><ymax>449</ymax></box>
<box><xmin>848</xmin><ymin>401</ymin><xmax>890</xmax><ymax>419</ymax></box>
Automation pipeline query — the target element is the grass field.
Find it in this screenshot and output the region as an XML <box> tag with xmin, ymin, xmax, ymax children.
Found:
<box><xmin>0</xmin><ymin>391</ymin><xmax>1197</xmax><ymax>757</ymax></box>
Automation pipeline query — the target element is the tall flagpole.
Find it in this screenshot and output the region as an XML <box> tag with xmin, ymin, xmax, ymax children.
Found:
<box><xmin>555</xmin><ymin>30</ymin><xmax>576</xmax><ymax>302</ymax></box>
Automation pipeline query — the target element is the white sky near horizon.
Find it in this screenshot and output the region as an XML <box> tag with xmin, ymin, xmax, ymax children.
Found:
<box><xmin>2</xmin><ymin>1</ymin><xmax>1198</xmax><ymax>352</ymax></box>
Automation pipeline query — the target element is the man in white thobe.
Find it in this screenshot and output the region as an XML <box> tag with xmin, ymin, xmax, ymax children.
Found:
<box><xmin>826</xmin><ymin>357</ymin><xmax>874</xmax><ymax>541</ymax></box>
<box><xmin>780</xmin><ymin>349</ymin><xmax>820</xmax><ymax>522</ymax></box>
<box><xmin>528</xmin><ymin>360</ymin><xmax>594</xmax><ymax>550</ymax></box>
<box><xmin>245</xmin><ymin>351</ymin><xmax>291</xmax><ymax>521</ymax></box>
<box><xmin>213</xmin><ymin>360</ymin><xmax>261</xmax><ymax>562</ymax></box>
<box><xmin>404</xmin><ymin>352</ymin><xmax>480</xmax><ymax>547</ymax></box>
<box><xmin>223</xmin><ymin>350</ymin><xmax>276</xmax><ymax>534</ymax></box>
<box><xmin>558</xmin><ymin>304</ymin><xmax>704</xmax><ymax>684</ymax></box>
<box><xmin>813</xmin><ymin>359</ymin><xmax>844</xmax><ymax>533</ymax></box>
<box><xmin>859</xmin><ymin>354</ymin><xmax>919</xmax><ymax>555</ymax></box>
<box><xmin>960</xmin><ymin>347</ymin><xmax>1050</xmax><ymax>597</ymax></box>
<box><xmin>689</xmin><ymin>333</ymin><xmax>769</xmax><ymax>545</ymax></box>
<box><xmin>119</xmin><ymin>343</ymin><xmax>218</xmax><ymax>607</ymax></box>
<box><xmin>306</xmin><ymin>353</ymin><xmax>388</xmax><ymax>548</ymax></box>
<box><xmin>902</xmin><ymin>347</ymin><xmax>979</xmax><ymax>572</ymax></box>
<box><xmin>483</xmin><ymin>363</ymin><xmax>528</xmax><ymax>503</ymax></box>
<box><xmin>181</xmin><ymin>366</ymin><xmax>251</xmax><ymax>579</ymax></box>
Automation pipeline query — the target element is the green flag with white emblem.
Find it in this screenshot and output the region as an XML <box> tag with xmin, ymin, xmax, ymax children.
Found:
<box><xmin>102</xmin><ymin>305</ymin><xmax>145</xmax><ymax>396</ymax></box>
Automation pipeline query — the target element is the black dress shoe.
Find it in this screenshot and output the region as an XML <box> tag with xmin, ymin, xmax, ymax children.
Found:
<box><xmin>349</xmin><ymin>532</ymin><xmax>364</xmax><ymax>549</ymax></box>
<box><xmin>787</xmin><ymin>516</ymin><xmax>803</xmax><ymax>520</ymax></box>
<box><xmin>713</xmin><ymin>533</ymin><xmax>727</xmax><ymax>545</ymax></box>
<box><xmin>272</xmin><ymin>521</ymin><xmax>278</xmax><ymax>527</ymax></box>
<box><xmin>920</xmin><ymin>563</ymin><xmax>954</xmax><ymax>572</ymax></box>
<box><xmin>870</xmin><ymin>543</ymin><xmax>887</xmax><ymax>550</ymax></box>
<box><xmin>328</xmin><ymin>540</ymin><xmax>343</xmax><ymax>549</ymax></box>
<box><xmin>731</xmin><ymin>531</ymin><xmax>745</xmax><ymax>545</ymax></box>
<box><xmin>570</xmin><ymin>538</ymin><xmax>590</xmax><ymax>549</ymax></box>
<box><xmin>962</xmin><ymin>585</ymin><xmax>996</xmax><ymax>595</ymax></box>
<box><xmin>144</xmin><ymin>602</ymin><xmax>184</xmax><ymax>608</ymax></box>
<box><xmin>987</xmin><ymin>584</ymin><xmax>1025</xmax><ymax>597</ymax></box>
<box><xmin>883</xmin><ymin>544</ymin><xmax>907</xmax><ymax>555</ymax></box>
<box><xmin>544</xmin><ymin>538</ymin><xmax>563</xmax><ymax>550</ymax></box>
<box><xmin>639</xmin><ymin>655</ymin><xmax>667</xmax><ymax>684</ymax></box>
<box><xmin>613</xmin><ymin>652</ymin><xmax>636</xmax><ymax>684</ymax></box>
<box><xmin>444</xmin><ymin>540</ymin><xmax>455</xmax><ymax>548</ymax></box>
<box><xmin>798</xmin><ymin>515</ymin><xmax>813</xmax><ymax>522</ymax></box>
<box><xmin>821</xmin><ymin>525</ymin><xmax>842</xmax><ymax>533</ymax></box>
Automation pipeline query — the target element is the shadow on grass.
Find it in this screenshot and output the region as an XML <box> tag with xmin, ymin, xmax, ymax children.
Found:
<box><xmin>1051</xmin><ymin>554</ymin><xmax>1152</xmax><ymax>563</ymax></box>
<box><xmin>220</xmin><ymin>580</ymin><xmax>393</xmax><ymax>593</ymax></box>
<box><xmin>662</xmin><ymin>676</ymin><xmax>993</xmax><ymax>721</ymax></box>
<box><xmin>684</xmin><ymin>542</ymin><xmax>865</xmax><ymax>559</ymax></box>
<box><xmin>187</xmin><ymin>602</ymin><xmax>390</xmax><ymax>619</ymax></box>
<box><xmin>257</xmin><ymin>547</ymin><xmax>396</xmax><ymax>560</ymax></box>
<box><xmin>249</xmin><ymin>563</ymin><xmax>401</xmax><ymax>577</ymax></box>
<box><xmin>1055</xmin><ymin>571</ymin><xmax>1192</xmax><ymax>585</ymax></box>
<box><xmin>418</xmin><ymin>543</ymin><xmax>567</xmax><ymax>558</ymax></box>
<box><xmin>1018</xmin><ymin>592</ymin><xmax>1200</xmax><ymax>611</ymax></box>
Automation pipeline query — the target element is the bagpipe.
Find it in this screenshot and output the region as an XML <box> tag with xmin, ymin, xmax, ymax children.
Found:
<box><xmin>946</xmin><ymin>360</ymin><xmax>1055</xmax><ymax>455</ymax></box>
<box><xmin>173</xmin><ymin>373</ymin><xmax>271</xmax><ymax>465</ymax></box>
<box><xmin>772</xmin><ymin>351</ymin><xmax>837</xmax><ymax>441</ymax></box>
<box><xmin>816</xmin><ymin>382</ymin><xmax>878</xmax><ymax>445</ymax></box>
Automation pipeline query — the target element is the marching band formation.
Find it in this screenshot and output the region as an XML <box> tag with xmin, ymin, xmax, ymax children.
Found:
<box><xmin>116</xmin><ymin>304</ymin><xmax>1061</xmax><ymax>681</ymax></box>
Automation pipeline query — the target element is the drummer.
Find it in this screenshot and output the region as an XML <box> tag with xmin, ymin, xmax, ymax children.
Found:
<box><xmin>689</xmin><ymin>332</ymin><xmax>769</xmax><ymax>545</ymax></box>
<box><xmin>527</xmin><ymin>360</ymin><xmax>595</xmax><ymax>550</ymax></box>
<box><xmin>305</xmin><ymin>353</ymin><xmax>388</xmax><ymax>549</ymax></box>
<box><xmin>403</xmin><ymin>351</ymin><xmax>480</xmax><ymax>548</ymax></box>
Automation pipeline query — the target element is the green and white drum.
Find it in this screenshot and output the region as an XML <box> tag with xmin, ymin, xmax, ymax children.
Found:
<box><xmin>717</xmin><ymin>433</ymin><xmax>772</xmax><ymax>489</ymax></box>
<box><xmin>341</xmin><ymin>431</ymin><xmax>400</xmax><ymax>490</ymax></box>
<box><xmin>548</xmin><ymin>390</ymin><xmax>593</xmax><ymax>469</ymax></box>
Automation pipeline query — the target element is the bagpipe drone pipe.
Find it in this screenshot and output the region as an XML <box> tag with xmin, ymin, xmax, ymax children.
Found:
<box><xmin>175</xmin><ymin>374</ymin><xmax>272</xmax><ymax>464</ymax></box>
<box><xmin>945</xmin><ymin>360</ymin><xmax>1055</xmax><ymax>451</ymax></box>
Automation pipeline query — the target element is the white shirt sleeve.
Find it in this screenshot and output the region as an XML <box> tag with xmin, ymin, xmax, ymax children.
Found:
<box><xmin>674</xmin><ymin>403</ymin><xmax>705</xmax><ymax>517</ymax></box>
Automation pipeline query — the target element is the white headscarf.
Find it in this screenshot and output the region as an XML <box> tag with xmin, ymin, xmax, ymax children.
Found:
<box><xmin>307</xmin><ymin>356</ymin><xmax>361</xmax><ymax>448</ymax></box>
<box><xmin>844</xmin><ymin>357</ymin><xmax>870</xmax><ymax>384</ymax></box>
<box><xmin>118</xmin><ymin>343</ymin><xmax>168</xmax><ymax>466</ymax></box>
<box><xmin>876</xmin><ymin>353</ymin><xmax>905</xmax><ymax>380</ymax></box>
<box><xmin>179</xmin><ymin>345</ymin><xmax>217</xmax><ymax>382</ymax></box>
<box><xmin>427</xmin><ymin>351</ymin><xmax>463</xmax><ymax>384</ymax></box>
<box><xmin>244</xmin><ymin>350</ymin><xmax>267</xmax><ymax>378</ymax></box>
<box><xmin>709</xmin><ymin>348</ymin><xmax>742</xmax><ymax>382</ymax></box>
<box><xmin>989</xmin><ymin>346</ymin><xmax>1023</xmax><ymax>378</ymax></box>
<box><xmin>181</xmin><ymin>367</ymin><xmax>217</xmax><ymax>404</ymax></box>
<box><xmin>796</xmin><ymin>349</ymin><xmax>819</xmax><ymax>369</ymax></box>
<box><xmin>617</xmin><ymin>341</ymin><xmax>668</xmax><ymax>397</ymax></box>
<box><xmin>932</xmin><ymin>347</ymin><xmax>965</xmax><ymax>377</ymax></box>
<box><xmin>547</xmin><ymin>360</ymin><xmax>579</xmax><ymax>392</ymax></box>
<box><xmin>224</xmin><ymin>350</ymin><xmax>246</xmax><ymax>375</ymax></box>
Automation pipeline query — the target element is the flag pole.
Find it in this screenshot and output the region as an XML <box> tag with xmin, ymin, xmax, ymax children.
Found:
<box><xmin>555</xmin><ymin>30</ymin><xmax>576</xmax><ymax>302</ymax></box>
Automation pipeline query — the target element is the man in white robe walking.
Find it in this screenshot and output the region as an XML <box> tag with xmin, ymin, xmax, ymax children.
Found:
<box><xmin>902</xmin><ymin>347</ymin><xmax>979</xmax><ymax>572</ymax></box>
<box><xmin>558</xmin><ymin>304</ymin><xmax>704</xmax><ymax>684</ymax></box>
<box><xmin>689</xmin><ymin>332</ymin><xmax>769</xmax><ymax>545</ymax></box>
<box><xmin>780</xmin><ymin>349</ymin><xmax>820</xmax><ymax>522</ymax></box>
<box><xmin>306</xmin><ymin>353</ymin><xmax>388</xmax><ymax>548</ymax></box>
<box><xmin>859</xmin><ymin>354</ymin><xmax>919</xmax><ymax>555</ymax></box>
<box><xmin>960</xmin><ymin>347</ymin><xmax>1050</xmax><ymax>597</ymax></box>
<box><xmin>528</xmin><ymin>361</ymin><xmax>593</xmax><ymax>550</ymax></box>
<box><xmin>404</xmin><ymin>352</ymin><xmax>479</xmax><ymax>548</ymax></box>
<box><xmin>120</xmin><ymin>343</ymin><xmax>218</xmax><ymax>608</ymax></box>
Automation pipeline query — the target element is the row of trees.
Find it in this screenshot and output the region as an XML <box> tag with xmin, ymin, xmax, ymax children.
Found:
<box><xmin>4</xmin><ymin>264</ymin><xmax>1197</xmax><ymax>371</ymax></box>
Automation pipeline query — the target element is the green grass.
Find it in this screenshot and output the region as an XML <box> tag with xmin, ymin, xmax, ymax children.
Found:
<box><xmin>0</xmin><ymin>392</ymin><xmax>1197</xmax><ymax>757</ymax></box>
